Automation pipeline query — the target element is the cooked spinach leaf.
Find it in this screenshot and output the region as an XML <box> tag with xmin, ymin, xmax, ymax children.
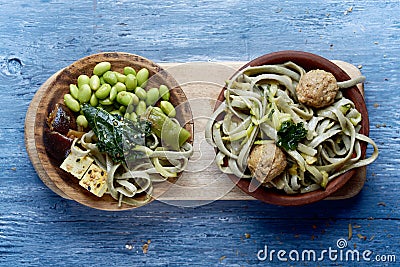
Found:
<box><xmin>277</xmin><ymin>120</ymin><xmax>307</xmax><ymax>151</ymax></box>
<box><xmin>82</xmin><ymin>104</ymin><xmax>151</xmax><ymax>164</ymax></box>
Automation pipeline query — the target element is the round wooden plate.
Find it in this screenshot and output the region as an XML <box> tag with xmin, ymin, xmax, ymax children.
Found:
<box><xmin>25</xmin><ymin>52</ymin><xmax>193</xmax><ymax>211</ymax></box>
<box><xmin>214</xmin><ymin>50</ymin><xmax>369</xmax><ymax>206</ymax></box>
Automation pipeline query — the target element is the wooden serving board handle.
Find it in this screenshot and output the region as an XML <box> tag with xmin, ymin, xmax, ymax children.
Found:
<box><xmin>25</xmin><ymin>60</ymin><xmax>366</xmax><ymax>202</ymax></box>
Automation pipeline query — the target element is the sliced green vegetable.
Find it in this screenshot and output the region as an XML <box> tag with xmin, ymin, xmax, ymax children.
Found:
<box><xmin>145</xmin><ymin>106</ymin><xmax>191</xmax><ymax>151</ymax></box>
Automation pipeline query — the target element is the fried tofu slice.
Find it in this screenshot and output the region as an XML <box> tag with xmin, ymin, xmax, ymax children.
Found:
<box><xmin>79</xmin><ymin>164</ymin><xmax>108</xmax><ymax>197</ymax></box>
<box><xmin>60</xmin><ymin>153</ymin><xmax>94</xmax><ymax>179</ymax></box>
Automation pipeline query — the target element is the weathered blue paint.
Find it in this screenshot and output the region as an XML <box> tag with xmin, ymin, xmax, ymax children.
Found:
<box><xmin>0</xmin><ymin>0</ymin><xmax>399</xmax><ymax>266</ymax></box>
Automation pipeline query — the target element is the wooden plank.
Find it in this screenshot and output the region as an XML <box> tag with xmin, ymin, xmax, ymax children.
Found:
<box><xmin>25</xmin><ymin>60</ymin><xmax>367</xmax><ymax>202</ymax></box>
<box><xmin>1</xmin><ymin>195</ymin><xmax>398</xmax><ymax>266</ymax></box>
<box><xmin>158</xmin><ymin>60</ymin><xmax>366</xmax><ymax>201</ymax></box>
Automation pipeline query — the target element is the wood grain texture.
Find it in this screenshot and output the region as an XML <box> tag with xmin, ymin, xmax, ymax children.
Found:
<box><xmin>1</xmin><ymin>0</ymin><xmax>399</xmax><ymax>266</ymax></box>
<box><xmin>25</xmin><ymin>60</ymin><xmax>367</xmax><ymax>206</ymax></box>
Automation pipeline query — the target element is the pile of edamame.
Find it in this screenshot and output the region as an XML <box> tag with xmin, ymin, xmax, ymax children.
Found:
<box><xmin>63</xmin><ymin>61</ymin><xmax>176</xmax><ymax>128</ymax></box>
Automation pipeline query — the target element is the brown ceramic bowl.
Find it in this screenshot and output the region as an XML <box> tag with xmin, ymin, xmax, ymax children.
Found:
<box><xmin>215</xmin><ymin>50</ymin><xmax>369</xmax><ymax>206</ymax></box>
<box><xmin>30</xmin><ymin>52</ymin><xmax>193</xmax><ymax>210</ymax></box>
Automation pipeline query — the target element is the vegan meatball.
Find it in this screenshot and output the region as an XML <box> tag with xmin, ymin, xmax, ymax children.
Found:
<box><xmin>247</xmin><ymin>143</ymin><xmax>287</xmax><ymax>183</ymax></box>
<box><xmin>296</xmin><ymin>69</ymin><xmax>339</xmax><ymax>108</ymax></box>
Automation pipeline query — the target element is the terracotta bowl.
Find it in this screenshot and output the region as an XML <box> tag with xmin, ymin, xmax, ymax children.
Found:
<box><xmin>215</xmin><ymin>50</ymin><xmax>369</xmax><ymax>206</ymax></box>
<box><xmin>31</xmin><ymin>52</ymin><xmax>193</xmax><ymax>210</ymax></box>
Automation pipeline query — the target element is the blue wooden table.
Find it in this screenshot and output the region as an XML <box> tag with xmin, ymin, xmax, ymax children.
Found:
<box><xmin>1</xmin><ymin>0</ymin><xmax>399</xmax><ymax>266</ymax></box>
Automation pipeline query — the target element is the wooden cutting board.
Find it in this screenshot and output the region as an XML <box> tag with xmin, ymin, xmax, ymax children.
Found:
<box><xmin>24</xmin><ymin>60</ymin><xmax>366</xmax><ymax>202</ymax></box>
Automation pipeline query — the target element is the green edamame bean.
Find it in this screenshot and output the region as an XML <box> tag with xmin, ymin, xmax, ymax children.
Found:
<box><xmin>129</xmin><ymin>93</ymin><xmax>140</xmax><ymax>106</ymax></box>
<box><xmin>69</xmin><ymin>84</ymin><xmax>79</xmax><ymax>99</ymax></box>
<box><xmin>136</xmin><ymin>68</ymin><xmax>149</xmax><ymax>87</ymax></box>
<box><xmin>116</xmin><ymin>91</ymin><xmax>133</xmax><ymax>106</ymax></box>
<box><xmin>126</xmin><ymin>103</ymin><xmax>135</xmax><ymax>114</ymax></box>
<box><xmin>159</xmin><ymin>84</ymin><xmax>170</xmax><ymax>101</ymax></box>
<box><xmin>135</xmin><ymin>87</ymin><xmax>147</xmax><ymax>100</ymax></box>
<box><xmin>115</xmin><ymin>72</ymin><xmax>127</xmax><ymax>83</ymax></box>
<box><xmin>160</xmin><ymin>101</ymin><xmax>176</xmax><ymax>117</ymax></box>
<box><xmin>130</xmin><ymin>112</ymin><xmax>138</xmax><ymax>122</ymax></box>
<box><xmin>100</xmin><ymin>104</ymin><xmax>113</xmax><ymax>112</ymax></box>
<box><xmin>114</xmin><ymin>82</ymin><xmax>126</xmax><ymax>92</ymax></box>
<box><xmin>119</xmin><ymin>105</ymin><xmax>127</xmax><ymax>114</ymax></box>
<box><xmin>136</xmin><ymin>100</ymin><xmax>147</xmax><ymax>116</ymax></box>
<box><xmin>124</xmin><ymin>66</ymin><xmax>136</xmax><ymax>76</ymax></box>
<box><xmin>99</xmin><ymin>97</ymin><xmax>113</xmax><ymax>105</ymax></box>
<box><xmin>110</xmin><ymin>86</ymin><xmax>118</xmax><ymax>101</ymax></box>
<box><xmin>64</xmin><ymin>94</ymin><xmax>80</xmax><ymax>112</ymax></box>
<box><xmin>89</xmin><ymin>75</ymin><xmax>101</xmax><ymax>90</ymax></box>
<box><xmin>110</xmin><ymin>110</ymin><xmax>122</xmax><ymax>116</ymax></box>
<box><xmin>90</xmin><ymin>93</ymin><xmax>98</xmax><ymax>107</ymax></box>
<box><xmin>124</xmin><ymin>112</ymin><xmax>130</xmax><ymax>120</ymax></box>
<box><xmin>76</xmin><ymin>114</ymin><xmax>88</xmax><ymax>128</ymax></box>
<box><xmin>78</xmin><ymin>84</ymin><xmax>92</xmax><ymax>103</ymax></box>
<box><xmin>93</xmin><ymin>62</ymin><xmax>111</xmax><ymax>76</ymax></box>
<box><xmin>100</xmin><ymin>76</ymin><xmax>105</xmax><ymax>85</ymax></box>
<box><xmin>103</xmin><ymin>71</ymin><xmax>118</xmax><ymax>85</ymax></box>
<box><xmin>95</xmin><ymin>84</ymin><xmax>112</xmax><ymax>99</ymax></box>
<box><xmin>146</xmin><ymin>87</ymin><xmax>159</xmax><ymax>106</ymax></box>
<box><xmin>125</xmin><ymin>74</ymin><xmax>137</xmax><ymax>91</ymax></box>
<box><xmin>77</xmin><ymin>75</ymin><xmax>90</xmax><ymax>88</ymax></box>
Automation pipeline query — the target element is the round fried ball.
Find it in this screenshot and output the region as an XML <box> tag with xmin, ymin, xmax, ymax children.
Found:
<box><xmin>296</xmin><ymin>69</ymin><xmax>339</xmax><ymax>108</ymax></box>
<box><xmin>247</xmin><ymin>143</ymin><xmax>287</xmax><ymax>183</ymax></box>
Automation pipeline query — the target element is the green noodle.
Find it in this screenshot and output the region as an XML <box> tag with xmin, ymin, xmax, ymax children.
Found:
<box><xmin>72</xmin><ymin>125</ymin><xmax>193</xmax><ymax>207</ymax></box>
<box><xmin>205</xmin><ymin>62</ymin><xmax>379</xmax><ymax>194</ymax></box>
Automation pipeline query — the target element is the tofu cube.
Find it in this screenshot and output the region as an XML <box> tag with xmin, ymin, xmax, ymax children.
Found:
<box><xmin>60</xmin><ymin>153</ymin><xmax>94</xmax><ymax>179</ymax></box>
<box><xmin>79</xmin><ymin>164</ymin><xmax>108</xmax><ymax>197</ymax></box>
